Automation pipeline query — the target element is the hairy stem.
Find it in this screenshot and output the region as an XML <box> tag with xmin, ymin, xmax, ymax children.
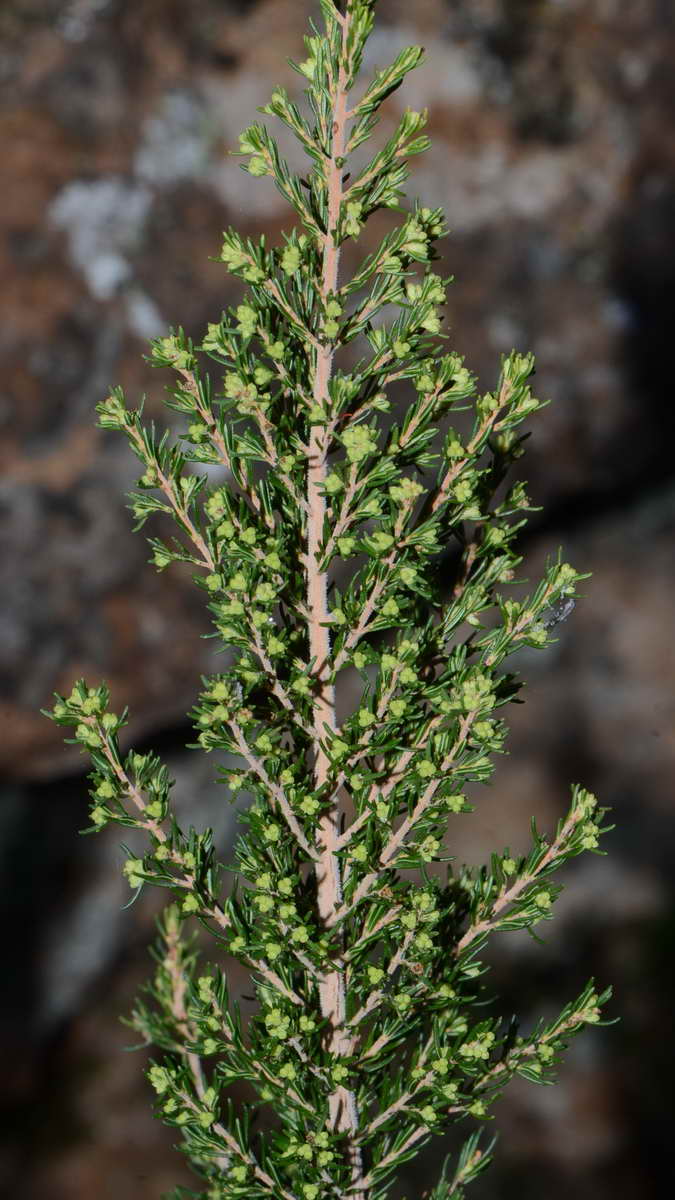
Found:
<box><xmin>307</xmin><ymin>9</ymin><xmax>365</xmax><ymax>1195</ymax></box>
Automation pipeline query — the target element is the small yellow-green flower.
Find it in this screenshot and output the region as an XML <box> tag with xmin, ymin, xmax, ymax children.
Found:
<box><xmin>236</xmin><ymin>303</ymin><xmax>257</xmax><ymax>335</ymax></box>
<box><xmin>417</xmin><ymin>760</ymin><xmax>436</xmax><ymax>779</ymax></box>
<box><xmin>343</xmin><ymin>200</ymin><xmax>363</xmax><ymax>237</ymax></box>
<box><xmin>445</xmin><ymin>794</ymin><xmax>465</xmax><ymax>813</ymax></box>
<box><xmin>419</xmin><ymin>838</ymin><xmax>439</xmax><ymax>859</ymax></box>
<box><xmin>247</xmin><ymin>155</ymin><xmax>269</xmax><ymax>177</ymax></box>
<box><xmin>148</xmin><ymin>1065</ymin><xmax>172</xmax><ymax>1094</ymax></box>
<box><xmin>342</xmin><ymin>425</ymin><xmax>378</xmax><ymax>463</ymax></box>
<box><xmin>281</xmin><ymin>245</ymin><xmax>301</xmax><ymax>274</ymax></box>
<box><xmin>123</xmin><ymin>858</ymin><xmax>144</xmax><ymax>888</ymax></box>
<box><xmin>368</xmin><ymin>531</ymin><xmax>394</xmax><ymax>553</ymax></box>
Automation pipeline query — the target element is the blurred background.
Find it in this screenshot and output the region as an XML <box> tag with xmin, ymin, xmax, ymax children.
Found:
<box><xmin>1</xmin><ymin>0</ymin><xmax>673</xmax><ymax>1196</ymax></box>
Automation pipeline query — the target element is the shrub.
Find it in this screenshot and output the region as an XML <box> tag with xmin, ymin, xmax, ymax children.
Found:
<box><xmin>46</xmin><ymin>3</ymin><xmax>611</xmax><ymax>1197</ymax></box>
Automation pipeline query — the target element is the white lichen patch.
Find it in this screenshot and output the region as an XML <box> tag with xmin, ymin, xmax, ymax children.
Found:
<box><xmin>134</xmin><ymin>90</ymin><xmax>214</xmax><ymax>188</ymax></box>
<box><xmin>49</xmin><ymin>177</ymin><xmax>151</xmax><ymax>300</ymax></box>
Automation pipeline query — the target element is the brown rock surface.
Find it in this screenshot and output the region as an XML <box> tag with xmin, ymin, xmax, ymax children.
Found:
<box><xmin>1</xmin><ymin>1</ymin><xmax>673</xmax><ymax>1197</ymax></box>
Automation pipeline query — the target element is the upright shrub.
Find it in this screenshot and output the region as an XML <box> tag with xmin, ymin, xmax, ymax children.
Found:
<box><xmin>46</xmin><ymin>2</ymin><xmax>611</xmax><ymax>1197</ymax></box>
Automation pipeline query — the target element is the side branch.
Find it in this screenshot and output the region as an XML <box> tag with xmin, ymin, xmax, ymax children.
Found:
<box><xmin>456</xmin><ymin>805</ymin><xmax>583</xmax><ymax>957</ymax></box>
<box><xmin>86</xmin><ymin>714</ymin><xmax>303</xmax><ymax>1006</ymax></box>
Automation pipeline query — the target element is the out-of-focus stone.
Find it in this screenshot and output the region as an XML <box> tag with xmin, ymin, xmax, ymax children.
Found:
<box><xmin>2</xmin><ymin>0</ymin><xmax>674</xmax><ymax>779</ymax></box>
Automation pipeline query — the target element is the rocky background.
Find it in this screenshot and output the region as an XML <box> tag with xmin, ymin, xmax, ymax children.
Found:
<box><xmin>1</xmin><ymin>0</ymin><xmax>673</xmax><ymax>1196</ymax></box>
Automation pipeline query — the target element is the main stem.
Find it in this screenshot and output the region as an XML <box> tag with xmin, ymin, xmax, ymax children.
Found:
<box><xmin>307</xmin><ymin>10</ymin><xmax>365</xmax><ymax>1196</ymax></box>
